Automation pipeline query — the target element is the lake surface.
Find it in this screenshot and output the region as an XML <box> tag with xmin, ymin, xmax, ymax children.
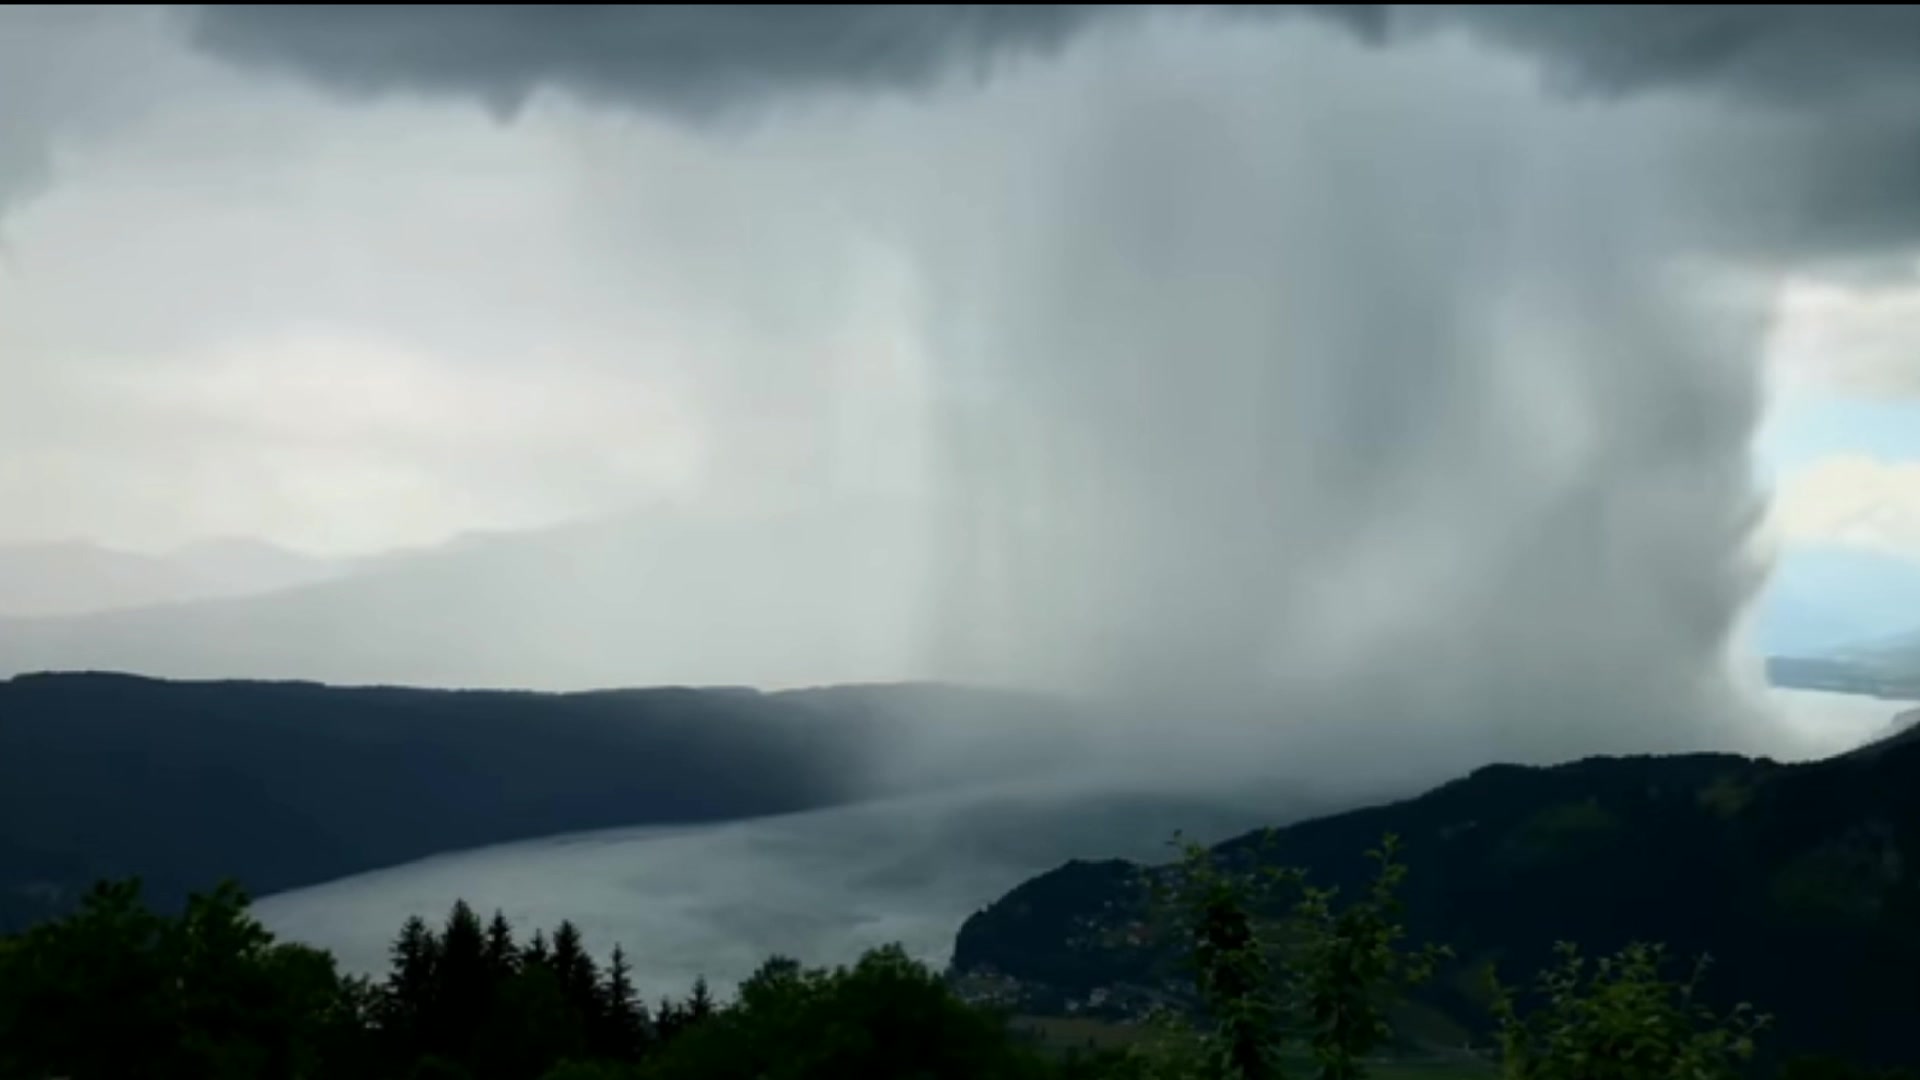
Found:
<box><xmin>255</xmin><ymin>687</ymin><xmax>1915</xmax><ymax>999</ymax></box>
<box><xmin>1764</xmin><ymin>686</ymin><xmax>1916</xmax><ymax>754</ymax></box>
<box><xmin>254</xmin><ymin>776</ymin><xmax>1305</xmax><ymax>998</ymax></box>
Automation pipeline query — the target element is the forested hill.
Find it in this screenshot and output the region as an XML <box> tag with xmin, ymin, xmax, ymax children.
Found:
<box><xmin>0</xmin><ymin>673</ymin><xmax>1074</xmax><ymax>931</ymax></box>
<box><xmin>951</xmin><ymin>732</ymin><xmax>1920</xmax><ymax>1068</ymax></box>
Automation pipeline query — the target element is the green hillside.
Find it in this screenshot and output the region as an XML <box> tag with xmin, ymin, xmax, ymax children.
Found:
<box><xmin>951</xmin><ymin>734</ymin><xmax>1920</xmax><ymax>1069</ymax></box>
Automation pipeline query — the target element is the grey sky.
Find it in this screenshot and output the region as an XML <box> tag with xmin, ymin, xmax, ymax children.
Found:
<box><xmin>183</xmin><ymin>6</ymin><xmax>1920</xmax><ymax>109</ymax></box>
<box><xmin>3</xmin><ymin>7</ymin><xmax>941</xmax><ymax>551</ymax></box>
<box><xmin>4</xmin><ymin>6</ymin><xmax>1920</xmax><ymax>769</ymax></box>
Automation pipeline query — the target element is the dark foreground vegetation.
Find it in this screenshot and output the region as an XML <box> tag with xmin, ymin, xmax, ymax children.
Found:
<box><xmin>0</xmin><ymin>836</ymin><xmax>1908</xmax><ymax>1080</ymax></box>
<box><xmin>954</xmin><ymin>740</ymin><xmax>1920</xmax><ymax>1070</ymax></box>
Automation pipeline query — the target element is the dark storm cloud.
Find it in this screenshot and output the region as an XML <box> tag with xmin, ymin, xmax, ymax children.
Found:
<box><xmin>185</xmin><ymin>5</ymin><xmax>1920</xmax><ymax>113</ymax></box>
<box><xmin>185</xmin><ymin>5</ymin><xmax>1115</xmax><ymax>119</ymax></box>
<box><xmin>0</xmin><ymin>7</ymin><xmax>152</xmax><ymax>212</ymax></box>
<box><xmin>1372</xmin><ymin>7</ymin><xmax>1920</xmax><ymax>265</ymax></box>
<box><xmin>180</xmin><ymin>4</ymin><xmax>1920</xmax><ymax>265</ymax></box>
<box><xmin>1387</xmin><ymin>6</ymin><xmax>1920</xmax><ymax>107</ymax></box>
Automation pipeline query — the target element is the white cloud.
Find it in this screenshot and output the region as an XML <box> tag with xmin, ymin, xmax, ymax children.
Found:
<box><xmin>1769</xmin><ymin>454</ymin><xmax>1920</xmax><ymax>558</ymax></box>
<box><xmin>74</xmin><ymin>334</ymin><xmax>708</xmax><ymax>554</ymax></box>
<box><xmin>1767</xmin><ymin>270</ymin><xmax>1920</xmax><ymax>399</ymax></box>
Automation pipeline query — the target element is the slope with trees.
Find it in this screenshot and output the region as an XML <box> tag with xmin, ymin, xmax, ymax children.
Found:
<box><xmin>951</xmin><ymin>738</ymin><xmax>1920</xmax><ymax>1069</ymax></box>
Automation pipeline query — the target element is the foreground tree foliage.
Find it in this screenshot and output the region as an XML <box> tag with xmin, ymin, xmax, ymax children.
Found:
<box><xmin>0</xmin><ymin>879</ymin><xmax>366</xmax><ymax>1079</ymax></box>
<box><xmin>1487</xmin><ymin>942</ymin><xmax>1767</xmax><ymax>1080</ymax></box>
<box><xmin>0</xmin><ymin>841</ymin><xmax>1892</xmax><ymax>1080</ymax></box>
<box><xmin>1131</xmin><ymin>833</ymin><xmax>1795</xmax><ymax>1080</ymax></box>
<box><xmin>1128</xmin><ymin>833</ymin><xmax>1449</xmax><ymax>1080</ymax></box>
<box><xmin>0</xmin><ymin>879</ymin><xmax>1069</xmax><ymax>1079</ymax></box>
<box><xmin>635</xmin><ymin>946</ymin><xmax>1069</xmax><ymax>1080</ymax></box>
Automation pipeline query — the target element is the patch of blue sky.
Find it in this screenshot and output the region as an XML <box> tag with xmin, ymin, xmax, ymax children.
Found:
<box><xmin>1756</xmin><ymin>393</ymin><xmax>1920</xmax><ymax>481</ymax></box>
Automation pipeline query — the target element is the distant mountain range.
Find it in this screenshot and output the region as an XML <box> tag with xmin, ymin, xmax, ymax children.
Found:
<box><xmin>1751</xmin><ymin>545</ymin><xmax>1920</xmax><ymax>655</ymax></box>
<box><xmin>1750</xmin><ymin>546</ymin><xmax>1920</xmax><ymax>696</ymax></box>
<box><xmin>0</xmin><ymin>673</ymin><xmax>1084</xmax><ymax>932</ymax></box>
<box><xmin>6</xmin><ymin>519</ymin><xmax>1919</xmax><ymax>693</ymax></box>
<box><xmin>1764</xmin><ymin>628</ymin><xmax>1920</xmax><ymax>698</ymax></box>
<box><xmin>0</xmin><ymin>502</ymin><xmax>928</xmax><ymax>690</ymax></box>
<box><xmin>949</xmin><ymin>719</ymin><xmax>1920</xmax><ymax>1069</ymax></box>
<box><xmin>0</xmin><ymin>538</ymin><xmax>342</xmax><ymax>618</ymax></box>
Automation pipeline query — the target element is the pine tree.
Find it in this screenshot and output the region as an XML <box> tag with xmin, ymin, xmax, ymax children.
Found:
<box><xmin>482</xmin><ymin>911</ymin><xmax>518</xmax><ymax>981</ymax></box>
<box><xmin>549</xmin><ymin>921</ymin><xmax>600</xmax><ymax>1022</ymax></box>
<box><xmin>655</xmin><ymin>996</ymin><xmax>684</xmax><ymax>1043</ymax></box>
<box><xmin>593</xmin><ymin>944</ymin><xmax>647</xmax><ymax>1062</ymax></box>
<box><xmin>550</xmin><ymin>921</ymin><xmax>585</xmax><ymax>985</ymax></box>
<box><xmin>524</xmin><ymin>930</ymin><xmax>550</xmax><ymax>970</ymax></box>
<box><xmin>687</xmin><ymin>976</ymin><xmax>715</xmax><ymax>1024</ymax></box>
<box><xmin>430</xmin><ymin>900</ymin><xmax>488</xmax><ymax>1065</ymax></box>
<box><xmin>382</xmin><ymin>914</ymin><xmax>442</xmax><ymax>1056</ymax></box>
<box><xmin>440</xmin><ymin>902</ymin><xmax>485</xmax><ymax>977</ymax></box>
